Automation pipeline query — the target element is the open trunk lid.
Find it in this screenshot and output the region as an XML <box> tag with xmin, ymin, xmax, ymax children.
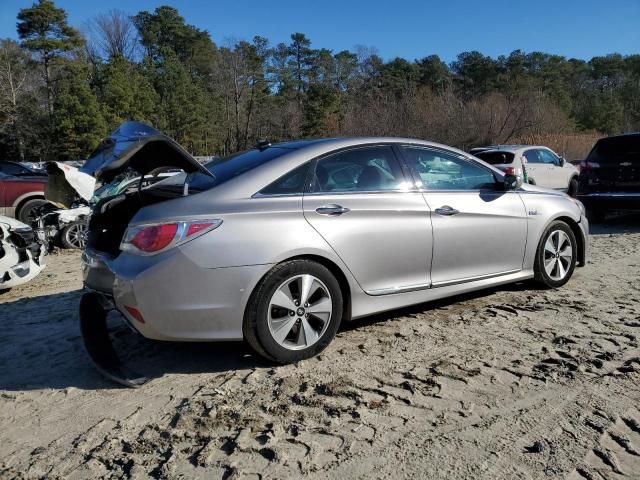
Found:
<box><xmin>81</xmin><ymin>121</ymin><xmax>213</xmax><ymax>183</ymax></box>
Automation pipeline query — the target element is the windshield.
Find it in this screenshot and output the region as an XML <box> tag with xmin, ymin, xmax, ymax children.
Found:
<box><xmin>474</xmin><ymin>151</ymin><xmax>515</xmax><ymax>165</ymax></box>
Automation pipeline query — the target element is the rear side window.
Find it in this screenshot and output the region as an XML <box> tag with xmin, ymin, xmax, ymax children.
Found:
<box><xmin>474</xmin><ymin>151</ymin><xmax>515</xmax><ymax>165</ymax></box>
<box><xmin>523</xmin><ymin>149</ymin><xmax>542</xmax><ymax>163</ymax></box>
<box><xmin>401</xmin><ymin>146</ymin><xmax>496</xmax><ymax>190</ymax></box>
<box><xmin>259</xmin><ymin>162</ymin><xmax>310</xmax><ymax>195</ymax></box>
<box><xmin>588</xmin><ymin>136</ymin><xmax>640</xmax><ymax>163</ymax></box>
<box><xmin>312</xmin><ymin>146</ymin><xmax>406</xmax><ymax>193</ymax></box>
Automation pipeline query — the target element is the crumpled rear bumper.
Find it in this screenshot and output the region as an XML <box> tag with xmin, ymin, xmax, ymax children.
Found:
<box><xmin>82</xmin><ymin>247</ymin><xmax>271</xmax><ymax>341</ymax></box>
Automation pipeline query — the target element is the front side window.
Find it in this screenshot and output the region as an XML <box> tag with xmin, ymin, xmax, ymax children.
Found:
<box><xmin>312</xmin><ymin>146</ymin><xmax>406</xmax><ymax>193</ymax></box>
<box><xmin>401</xmin><ymin>146</ymin><xmax>496</xmax><ymax>190</ymax></box>
<box><xmin>538</xmin><ymin>149</ymin><xmax>560</xmax><ymax>165</ymax></box>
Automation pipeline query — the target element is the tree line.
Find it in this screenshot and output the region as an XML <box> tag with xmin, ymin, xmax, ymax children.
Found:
<box><xmin>0</xmin><ymin>0</ymin><xmax>639</xmax><ymax>161</ymax></box>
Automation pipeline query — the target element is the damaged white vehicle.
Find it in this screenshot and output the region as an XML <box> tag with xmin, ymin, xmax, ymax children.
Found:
<box><xmin>0</xmin><ymin>215</ymin><xmax>46</xmax><ymax>289</ymax></box>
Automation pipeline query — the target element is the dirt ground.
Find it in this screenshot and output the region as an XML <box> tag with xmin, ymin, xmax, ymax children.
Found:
<box><xmin>1</xmin><ymin>217</ymin><xmax>639</xmax><ymax>479</ymax></box>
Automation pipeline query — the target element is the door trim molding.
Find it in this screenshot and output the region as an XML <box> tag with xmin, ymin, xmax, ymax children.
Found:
<box><xmin>431</xmin><ymin>269</ymin><xmax>522</xmax><ymax>288</ymax></box>
<box><xmin>366</xmin><ymin>282</ymin><xmax>431</xmax><ymax>296</ymax></box>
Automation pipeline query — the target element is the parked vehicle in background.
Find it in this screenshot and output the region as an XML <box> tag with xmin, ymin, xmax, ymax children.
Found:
<box><xmin>0</xmin><ymin>215</ymin><xmax>46</xmax><ymax>289</ymax></box>
<box><xmin>32</xmin><ymin>202</ymin><xmax>90</xmax><ymax>250</ymax></box>
<box><xmin>576</xmin><ymin>133</ymin><xmax>640</xmax><ymax>222</ymax></box>
<box><xmin>0</xmin><ymin>160</ymin><xmax>45</xmax><ymax>177</ymax></box>
<box><xmin>79</xmin><ymin>122</ymin><xmax>588</xmax><ymax>386</ymax></box>
<box><xmin>0</xmin><ymin>171</ymin><xmax>48</xmax><ymax>222</ymax></box>
<box><xmin>471</xmin><ymin>145</ymin><xmax>579</xmax><ymax>195</ymax></box>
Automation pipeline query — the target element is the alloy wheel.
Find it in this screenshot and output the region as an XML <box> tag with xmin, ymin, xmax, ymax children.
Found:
<box><xmin>267</xmin><ymin>274</ymin><xmax>332</xmax><ymax>350</ymax></box>
<box><xmin>543</xmin><ymin>230</ymin><xmax>573</xmax><ymax>281</ymax></box>
<box><xmin>65</xmin><ymin>223</ymin><xmax>88</xmax><ymax>249</ymax></box>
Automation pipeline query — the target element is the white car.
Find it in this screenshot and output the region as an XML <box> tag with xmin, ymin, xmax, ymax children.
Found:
<box><xmin>471</xmin><ymin>145</ymin><xmax>580</xmax><ymax>196</ymax></box>
<box><xmin>0</xmin><ymin>215</ymin><xmax>46</xmax><ymax>289</ymax></box>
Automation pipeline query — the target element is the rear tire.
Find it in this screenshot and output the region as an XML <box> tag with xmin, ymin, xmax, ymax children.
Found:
<box><xmin>534</xmin><ymin>221</ymin><xmax>577</xmax><ymax>288</ymax></box>
<box><xmin>243</xmin><ymin>260</ymin><xmax>343</xmax><ymax>363</ymax></box>
<box><xmin>17</xmin><ymin>198</ymin><xmax>47</xmax><ymax>224</ymax></box>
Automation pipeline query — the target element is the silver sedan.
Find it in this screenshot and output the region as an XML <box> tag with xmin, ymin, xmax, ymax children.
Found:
<box><xmin>80</xmin><ymin>123</ymin><xmax>588</xmax><ymax>382</ymax></box>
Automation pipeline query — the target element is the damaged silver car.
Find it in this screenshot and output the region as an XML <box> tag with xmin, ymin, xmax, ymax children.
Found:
<box><xmin>79</xmin><ymin>121</ymin><xmax>589</xmax><ymax>387</ymax></box>
<box><xmin>0</xmin><ymin>215</ymin><xmax>46</xmax><ymax>289</ymax></box>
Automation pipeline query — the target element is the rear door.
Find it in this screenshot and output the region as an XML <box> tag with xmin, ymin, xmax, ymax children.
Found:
<box><xmin>399</xmin><ymin>145</ymin><xmax>528</xmax><ymax>286</ymax></box>
<box><xmin>302</xmin><ymin>145</ymin><xmax>433</xmax><ymax>295</ymax></box>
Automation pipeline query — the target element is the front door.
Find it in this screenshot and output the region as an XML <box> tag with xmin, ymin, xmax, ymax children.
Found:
<box><xmin>398</xmin><ymin>145</ymin><xmax>528</xmax><ymax>286</ymax></box>
<box><xmin>302</xmin><ymin>145</ymin><xmax>433</xmax><ymax>295</ymax></box>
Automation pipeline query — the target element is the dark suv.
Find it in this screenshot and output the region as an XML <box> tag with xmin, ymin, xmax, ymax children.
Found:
<box><xmin>577</xmin><ymin>133</ymin><xmax>640</xmax><ymax>222</ymax></box>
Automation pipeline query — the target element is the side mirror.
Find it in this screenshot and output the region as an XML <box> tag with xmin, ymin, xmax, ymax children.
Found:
<box><xmin>503</xmin><ymin>173</ymin><xmax>522</xmax><ymax>190</ymax></box>
<box><xmin>558</xmin><ymin>156</ymin><xmax>565</xmax><ymax>167</ymax></box>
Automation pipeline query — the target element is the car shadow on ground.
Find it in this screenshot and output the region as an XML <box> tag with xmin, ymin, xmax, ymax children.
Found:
<box><xmin>589</xmin><ymin>212</ymin><xmax>640</xmax><ymax>235</ymax></box>
<box><xmin>0</xmin><ymin>290</ymin><xmax>269</xmax><ymax>391</ymax></box>
<box><xmin>340</xmin><ymin>281</ymin><xmax>534</xmax><ymax>332</ymax></box>
<box><xmin>0</xmin><ymin>282</ymin><xmax>535</xmax><ymax>392</ymax></box>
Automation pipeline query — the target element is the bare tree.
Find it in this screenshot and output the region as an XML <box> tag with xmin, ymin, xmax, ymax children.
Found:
<box><xmin>0</xmin><ymin>40</ymin><xmax>39</xmax><ymax>160</ymax></box>
<box><xmin>85</xmin><ymin>10</ymin><xmax>139</xmax><ymax>61</ymax></box>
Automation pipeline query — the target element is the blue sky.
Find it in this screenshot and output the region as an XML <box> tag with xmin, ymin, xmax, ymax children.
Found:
<box><xmin>1</xmin><ymin>0</ymin><xmax>638</xmax><ymax>62</ymax></box>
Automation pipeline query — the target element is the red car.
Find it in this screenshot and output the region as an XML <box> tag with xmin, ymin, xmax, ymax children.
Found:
<box><xmin>0</xmin><ymin>162</ymin><xmax>48</xmax><ymax>223</ymax></box>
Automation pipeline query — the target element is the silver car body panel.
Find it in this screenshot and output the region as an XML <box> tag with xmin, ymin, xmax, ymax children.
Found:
<box><xmin>83</xmin><ymin>137</ymin><xmax>588</xmax><ymax>342</ymax></box>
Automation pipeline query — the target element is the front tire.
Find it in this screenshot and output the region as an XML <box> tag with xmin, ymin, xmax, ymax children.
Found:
<box><xmin>17</xmin><ymin>198</ymin><xmax>47</xmax><ymax>224</ymax></box>
<box><xmin>244</xmin><ymin>260</ymin><xmax>343</xmax><ymax>363</ymax></box>
<box><xmin>59</xmin><ymin>221</ymin><xmax>88</xmax><ymax>249</ymax></box>
<box><xmin>567</xmin><ymin>177</ymin><xmax>579</xmax><ymax>197</ymax></box>
<box><xmin>534</xmin><ymin>221</ymin><xmax>577</xmax><ymax>288</ymax></box>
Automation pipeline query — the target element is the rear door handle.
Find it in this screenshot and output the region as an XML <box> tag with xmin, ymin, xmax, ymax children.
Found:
<box><xmin>315</xmin><ymin>204</ymin><xmax>350</xmax><ymax>216</ymax></box>
<box><xmin>434</xmin><ymin>205</ymin><xmax>460</xmax><ymax>216</ymax></box>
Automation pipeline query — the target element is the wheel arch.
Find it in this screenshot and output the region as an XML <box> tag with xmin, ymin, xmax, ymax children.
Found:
<box><xmin>551</xmin><ymin>215</ymin><xmax>586</xmax><ymax>267</ymax></box>
<box><xmin>14</xmin><ymin>193</ymin><xmax>46</xmax><ymax>218</ymax></box>
<box><xmin>247</xmin><ymin>253</ymin><xmax>353</xmax><ymax>323</ymax></box>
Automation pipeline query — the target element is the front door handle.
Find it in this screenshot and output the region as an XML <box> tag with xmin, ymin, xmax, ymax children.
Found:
<box><xmin>316</xmin><ymin>204</ymin><xmax>350</xmax><ymax>216</ymax></box>
<box><xmin>434</xmin><ymin>205</ymin><xmax>460</xmax><ymax>216</ymax></box>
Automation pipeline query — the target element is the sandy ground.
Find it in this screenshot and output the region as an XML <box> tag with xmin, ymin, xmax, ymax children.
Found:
<box><xmin>1</xmin><ymin>217</ymin><xmax>639</xmax><ymax>479</ymax></box>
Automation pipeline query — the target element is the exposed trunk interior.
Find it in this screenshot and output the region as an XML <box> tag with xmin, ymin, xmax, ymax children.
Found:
<box><xmin>87</xmin><ymin>188</ymin><xmax>182</xmax><ymax>256</ymax></box>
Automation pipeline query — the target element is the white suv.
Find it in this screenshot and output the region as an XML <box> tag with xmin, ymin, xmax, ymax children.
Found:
<box><xmin>471</xmin><ymin>145</ymin><xmax>580</xmax><ymax>196</ymax></box>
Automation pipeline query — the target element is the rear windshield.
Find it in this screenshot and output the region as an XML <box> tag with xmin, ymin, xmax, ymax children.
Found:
<box><xmin>588</xmin><ymin>136</ymin><xmax>640</xmax><ymax>163</ymax></box>
<box><xmin>474</xmin><ymin>151</ymin><xmax>515</xmax><ymax>165</ymax></box>
<box><xmin>184</xmin><ymin>147</ymin><xmax>291</xmax><ymax>192</ymax></box>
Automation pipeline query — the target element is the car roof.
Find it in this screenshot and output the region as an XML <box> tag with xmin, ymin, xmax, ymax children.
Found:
<box><xmin>473</xmin><ymin>144</ymin><xmax>550</xmax><ymax>154</ymax></box>
<box><xmin>268</xmin><ymin>137</ymin><xmax>472</xmax><ymax>158</ymax></box>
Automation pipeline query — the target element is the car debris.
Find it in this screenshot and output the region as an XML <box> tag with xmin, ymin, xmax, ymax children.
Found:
<box><xmin>0</xmin><ymin>215</ymin><xmax>46</xmax><ymax>289</ymax></box>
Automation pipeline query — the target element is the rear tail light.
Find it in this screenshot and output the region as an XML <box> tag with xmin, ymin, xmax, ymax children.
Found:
<box><xmin>121</xmin><ymin>219</ymin><xmax>222</xmax><ymax>255</ymax></box>
<box><xmin>503</xmin><ymin>167</ymin><xmax>521</xmax><ymax>176</ymax></box>
<box><xmin>580</xmin><ymin>161</ymin><xmax>600</xmax><ymax>172</ymax></box>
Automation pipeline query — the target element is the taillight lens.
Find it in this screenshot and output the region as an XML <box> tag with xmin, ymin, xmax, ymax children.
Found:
<box><xmin>503</xmin><ymin>167</ymin><xmax>521</xmax><ymax>176</ymax></box>
<box><xmin>580</xmin><ymin>161</ymin><xmax>600</xmax><ymax>172</ymax></box>
<box><xmin>121</xmin><ymin>219</ymin><xmax>222</xmax><ymax>255</ymax></box>
<box><xmin>131</xmin><ymin>224</ymin><xmax>178</xmax><ymax>252</ymax></box>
